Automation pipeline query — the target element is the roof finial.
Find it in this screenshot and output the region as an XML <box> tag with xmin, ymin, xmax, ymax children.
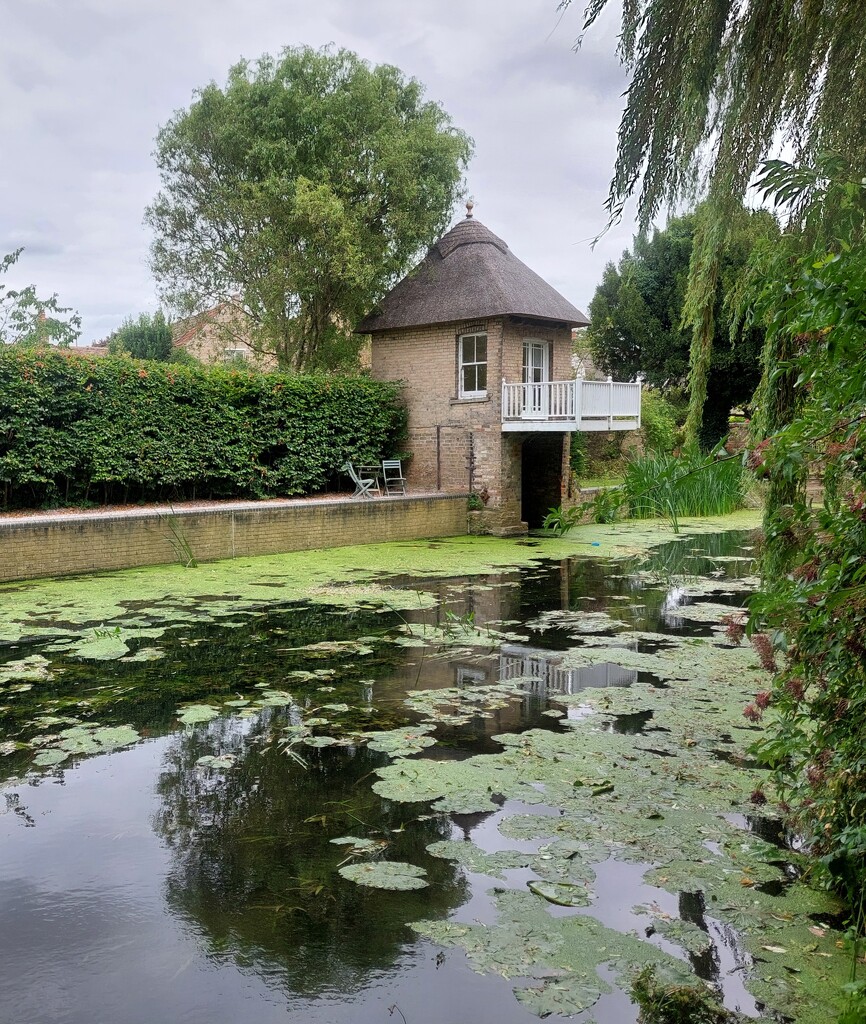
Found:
<box><xmin>465</xmin><ymin>199</ymin><xmax>474</xmax><ymax>219</ymax></box>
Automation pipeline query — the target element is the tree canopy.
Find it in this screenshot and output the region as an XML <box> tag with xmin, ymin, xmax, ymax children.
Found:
<box><xmin>566</xmin><ymin>0</ymin><xmax>866</xmax><ymax>445</ymax></box>
<box><xmin>0</xmin><ymin>249</ymin><xmax>80</xmax><ymax>348</ymax></box>
<box><xmin>146</xmin><ymin>45</ymin><xmax>472</xmax><ymax>371</ymax></box>
<box><xmin>107</xmin><ymin>311</ymin><xmax>173</xmax><ymax>361</ymax></box>
<box><xmin>587</xmin><ymin>205</ymin><xmax>776</xmax><ymax>446</ymax></box>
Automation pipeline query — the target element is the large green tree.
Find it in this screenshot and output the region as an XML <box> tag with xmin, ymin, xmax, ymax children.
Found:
<box><xmin>0</xmin><ymin>249</ymin><xmax>80</xmax><ymax>348</ymax></box>
<box><xmin>587</xmin><ymin>205</ymin><xmax>776</xmax><ymax>446</ymax></box>
<box><xmin>146</xmin><ymin>46</ymin><xmax>472</xmax><ymax>371</ymax></box>
<box><xmin>564</xmin><ymin>0</ymin><xmax>866</xmax><ymax>445</ymax></box>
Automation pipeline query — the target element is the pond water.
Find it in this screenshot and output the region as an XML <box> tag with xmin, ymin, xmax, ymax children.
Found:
<box><xmin>0</xmin><ymin>528</ymin><xmax>844</xmax><ymax>1023</ymax></box>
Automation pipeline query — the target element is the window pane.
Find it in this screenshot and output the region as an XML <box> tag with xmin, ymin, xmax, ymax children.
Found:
<box><xmin>459</xmin><ymin>332</ymin><xmax>487</xmax><ymax>395</ymax></box>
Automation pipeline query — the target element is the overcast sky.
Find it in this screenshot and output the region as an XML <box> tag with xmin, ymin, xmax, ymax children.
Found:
<box><xmin>0</xmin><ymin>0</ymin><xmax>638</xmax><ymax>344</ymax></box>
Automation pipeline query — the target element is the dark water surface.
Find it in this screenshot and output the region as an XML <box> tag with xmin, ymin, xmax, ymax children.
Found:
<box><xmin>0</xmin><ymin>531</ymin><xmax>761</xmax><ymax>1024</ymax></box>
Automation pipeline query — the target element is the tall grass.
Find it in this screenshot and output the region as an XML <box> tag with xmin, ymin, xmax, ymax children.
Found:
<box><xmin>590</xmin><ymin>450</ymin><xmax>748</xmax><ymax>528</ymax></box>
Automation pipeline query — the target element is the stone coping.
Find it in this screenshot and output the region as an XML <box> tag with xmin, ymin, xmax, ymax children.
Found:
<box><xmin>0</xmin><ymin>491</ymin><xmax>453</xmax><ymax>528</ymax></box>
<box><xmin>0</xmin><ymin>492</ymin><xmax>471</xmax><ymax>582</ymax></box>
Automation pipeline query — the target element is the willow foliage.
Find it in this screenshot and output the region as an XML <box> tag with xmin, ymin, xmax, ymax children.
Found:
<box><xmin>565</xmin><ymin>0</ymin><xmax>866</xmax><ymax>445</ymax></box>
<box><xmin>567</xmin><ymin>0</ymin><xmax>866</xmax><ymax>226</ymax></box>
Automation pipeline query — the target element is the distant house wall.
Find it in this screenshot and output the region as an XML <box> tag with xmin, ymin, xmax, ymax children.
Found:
<box><xmin>173</xmin><ymin>303</ymin><xmax>277</xmax><ymax>370</ymax></box>
<box><xmin>371</xmin><ymin>315</ymin><xmax>574</xmax><ymax>534</ymax></box>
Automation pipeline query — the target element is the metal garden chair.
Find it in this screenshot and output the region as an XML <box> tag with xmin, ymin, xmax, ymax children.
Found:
<box><xmin>381</xmin><ymin>459</ymin><xmax>406</xmax><ymax>496</ymax></box>
<box><xmin>340</xmin><ymin>462</ymin><xmax>380</xmax><ymax>499</ymax></box>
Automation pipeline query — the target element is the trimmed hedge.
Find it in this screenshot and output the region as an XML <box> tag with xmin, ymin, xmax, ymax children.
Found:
<box><xmin>0</xmin><ymin>348</ymin><xmax>406</xmax><ymax>508</ymax></box>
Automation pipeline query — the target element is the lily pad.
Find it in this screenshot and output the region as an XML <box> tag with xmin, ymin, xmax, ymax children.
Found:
<box><xmin>120</xmin><ymin>646</ymin><xmax>165</xmax><ymax>662</ymax></box>
<box><xmin>91</xmin><ymin>726</ymin><xmax>139</xmax><ymax>750</ymax></box>
<box><xmin>330</xmin><ymin>836</ymin><xmax>388</xmax><ymax>853</ymax></box>
<box><xmin>361</xmin><ymin>725</ymin><xmax>437</xmax><ymax>758</ymax></box>
<box><xmin>426</xmin><ymin>840</ymin><xmax>532</xmax><ymax>878</ymax></box>
<box><xmin>33</xmin><ymin>748</ymin><xmax>69</xmax><ymax>766</ymax></box>
<box><xmin>177</xmin><ymin>704</ymin><xmax>221</xmax><ymax>725</ymax></box>
<box><xmin>196</xmin><ymin>754</ymin><xmax>238</xmax><ymax>770</ymax></box>
<box><xmin>515</xmin><ymin>975</ymin><xmax>606</xmax><ymax>1017</ymax></box>
<box><xmin>0</xmin><ymin>655</ymin><xmax>53</xmax><ymax>684</ymax></box>
<box><xmin>527</xmin><ymin>879</ymin><xmax>592</xmax><ymax>907</ymax></box>
<box><xmin>302</xmin><ymin>736</ymin><xmax>339</xmax><ymax>748</ymax></box>
<box><xmin>338</xmin><ymin>861</ymin><xmax>429</xmax><ymax>890</ymax></box>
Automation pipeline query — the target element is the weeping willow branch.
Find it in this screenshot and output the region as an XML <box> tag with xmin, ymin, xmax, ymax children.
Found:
<box><xmin>562</xmin><ymin>0</ymin><xmax>866</xmax><ymax>444</ymax></box>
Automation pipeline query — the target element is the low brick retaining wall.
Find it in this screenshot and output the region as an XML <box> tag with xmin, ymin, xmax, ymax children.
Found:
<box><xmin>0</xmin><ymin>494</ymin><xmax>469</xmax><ymax>583</ymax></box>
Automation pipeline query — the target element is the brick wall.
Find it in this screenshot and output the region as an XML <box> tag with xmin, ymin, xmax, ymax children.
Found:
<box><xmin>370</xmin><ymin>316</ymin><xmax>575</xmax><ymax>534</ymax></box>
<box><xmin>0</xmin><ymin>495</ymin><xmax>468</xmax><ymax>583</ymax></box>
<box><xmin>370</xmin><ymin>317</ymin><xmax>504</xmax><ymax>494</ymax></box>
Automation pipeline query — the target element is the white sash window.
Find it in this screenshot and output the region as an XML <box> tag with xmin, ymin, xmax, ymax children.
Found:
<box><xmin>458</xmin><ymin>332</ymin><xmax>488</xmax><ymax>398</ymax></box>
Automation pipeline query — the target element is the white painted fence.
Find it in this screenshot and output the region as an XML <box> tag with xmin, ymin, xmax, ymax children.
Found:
<box><xmin>501</xmin><ymin>378</ymin><xmax>641</xmax><ymax>431</ymax></box>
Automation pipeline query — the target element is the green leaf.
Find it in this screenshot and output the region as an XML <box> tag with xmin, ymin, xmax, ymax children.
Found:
<box><xmin>527</xmin><ymin>879</ymin><xmax>593</xmax><ymax>907</ymax></box>
<box><xmin>338</xmin><ymin>861</ymin><xmax>429</xmax><ymax>890</ymax></box>
<box><xmin>196</xmin><ymin>754</ymin><xmax>238</xmax><ymax>770</ymax></box>
<box><xmin>33</xmin><ymin>749</ymin><xmax>69</xmax><ymax>766</ymax></box>
<box><xmin>177</xmin><ymin>704</ymin><xmax>220</xmax><ymax>725</ymax></box>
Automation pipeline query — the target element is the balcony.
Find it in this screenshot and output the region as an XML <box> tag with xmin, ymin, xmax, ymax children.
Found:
<box><xmin>501</xmin><ymin>378</ymin><xmax>641</xmax><ymax>432</ymax></box>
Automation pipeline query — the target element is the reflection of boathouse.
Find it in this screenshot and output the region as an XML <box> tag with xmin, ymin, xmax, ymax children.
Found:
<box><xmin>498</xmin><ymin>644</ymin><xmax>637</xmax><ymax>696</ymax></box>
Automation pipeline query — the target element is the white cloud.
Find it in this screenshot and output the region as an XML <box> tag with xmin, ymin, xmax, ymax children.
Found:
<box><xmin>0</xmin><ymin>0</ymin><xmax>636</xmax><ymax>341</ymax></box>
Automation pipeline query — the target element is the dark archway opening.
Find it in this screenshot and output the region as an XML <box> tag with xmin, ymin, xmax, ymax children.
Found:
<box><xmin>521</xmin><ymin>434</ymin><xmax>564</xmax><ymax>528</ymax></box>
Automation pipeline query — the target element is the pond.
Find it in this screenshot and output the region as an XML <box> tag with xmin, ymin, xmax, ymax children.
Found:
<box><xmin>0</xmin><ymin>518</ymin><xmax>848</xmax><ymax>1024</ymax></box>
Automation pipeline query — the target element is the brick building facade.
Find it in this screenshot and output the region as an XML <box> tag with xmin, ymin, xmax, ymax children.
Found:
<box><xmin>359</xmin><ymin>207</ymin><xmax>594</xmax><ymax>535</ymax></box>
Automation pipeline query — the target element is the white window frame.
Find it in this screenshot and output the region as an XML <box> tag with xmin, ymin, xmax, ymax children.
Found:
<box><xmin>522</xmin><ymin>339</ymin><xmax>550</xmax><ymax>384</ymax></box>
<box><xmin>222</xmin><ymin>346</ymin><xmax>251</xmax><ymax>364</ymax></box>
<box><xmin>458</xmin><ymin>332</ymin><xmax>488</xmax><ymax>399</ymax></box>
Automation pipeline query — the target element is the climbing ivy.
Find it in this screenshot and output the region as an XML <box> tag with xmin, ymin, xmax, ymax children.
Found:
<box><xmin>742</xmin><ymin>167</ymin><xmax>866</xmax><ymax>1020</ymax></box>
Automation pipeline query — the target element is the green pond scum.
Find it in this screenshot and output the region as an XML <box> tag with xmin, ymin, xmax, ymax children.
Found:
<box><xmin>0</xmin><ymin>510</ymin><xmax>853</xmax><ymax>1024</ymax></box>
<box><xmin>0</xmin><ymin>509</ymin><xmax>761</xmax><ymax>644</ymax></box>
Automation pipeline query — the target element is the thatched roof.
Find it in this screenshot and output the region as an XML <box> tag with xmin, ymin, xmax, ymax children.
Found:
<box><xmin>356</xmin><ymin>213</ymin><xmax>589</xmax><ymax>333</ymax></box>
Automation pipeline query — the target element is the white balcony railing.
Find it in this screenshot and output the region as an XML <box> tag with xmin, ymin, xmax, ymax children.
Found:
<box><xmin>501</xmin><ymin>377</ymin><xmax>641</xmax><ymax>432</ymax></box>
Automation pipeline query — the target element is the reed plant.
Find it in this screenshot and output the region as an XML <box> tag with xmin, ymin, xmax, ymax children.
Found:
<box><xmin>590</xmin><ymin>449</ymin><xmax>748</xmax><ymax>528</ymax></box>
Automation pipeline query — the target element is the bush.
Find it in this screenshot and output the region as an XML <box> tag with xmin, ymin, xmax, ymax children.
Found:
<box><xmin>630</xmin><ymin>966</ymin><xmax>732</xmax><ymax>1024</ymax></box>
<box><xmin>569</xmin><ymin>433</ymin><xmax>589</xmax><ymax>477</ymax></box>
<box><xmin>0</xmin><ymin>348</ymin><xmax>405</xmax><ymax>508</ymax></box>
<box><xmin>572</xmin><ymin>388</ymin><xmax>684</xmax><ymax>482</ymax></box>
<box><xmin>107</xmin><ymin>311</ymin><xmax>173</xmax><ymax>361</ymax></box>
<box><xmin>641</xmin><ymin>390</ymin><xmax>682</xmax><ymax>455</ymax></box>
<box><xmin>623</xmin><ymin>450</ymin><xmax>746</xmax><ymax>520</ymax></box>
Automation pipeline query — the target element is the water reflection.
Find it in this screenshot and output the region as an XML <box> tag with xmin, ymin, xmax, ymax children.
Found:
<box><xmin>499</xmin><ymin>643</ymin><xmax>638</xmax><ymax>695</ymax></box>
<box><xmin>0</xmin><ymin>527</ymin><xmax>763</xmax><ymax>1024</ymax></box>
<box><xmin>154</xmin><ymin>723</ymin><xmax>468</xmax><ymax>998</ymax></box>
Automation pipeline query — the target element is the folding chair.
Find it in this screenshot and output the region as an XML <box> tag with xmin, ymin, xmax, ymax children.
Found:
<box><xmin>381</xmin><ymin>459</ymin><xmax>406</xmax><ymax>496</ymax></box>
<box><xmin>340</xmin><ymin>462</ymin><xmax>380</xmax><ymax>499</ymax></box>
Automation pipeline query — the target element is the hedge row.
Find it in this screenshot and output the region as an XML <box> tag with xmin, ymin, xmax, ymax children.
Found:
<box><xmin>0</xmin><ymin>348</ymin><xmax>406</xmax><ymax>508</ymax></box>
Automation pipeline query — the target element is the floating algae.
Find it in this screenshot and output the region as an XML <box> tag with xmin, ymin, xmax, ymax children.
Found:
<box><xmin>1</xmin><ymin>511</ymin><xmax>849</xmax><ymax>1024</ymax></box>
